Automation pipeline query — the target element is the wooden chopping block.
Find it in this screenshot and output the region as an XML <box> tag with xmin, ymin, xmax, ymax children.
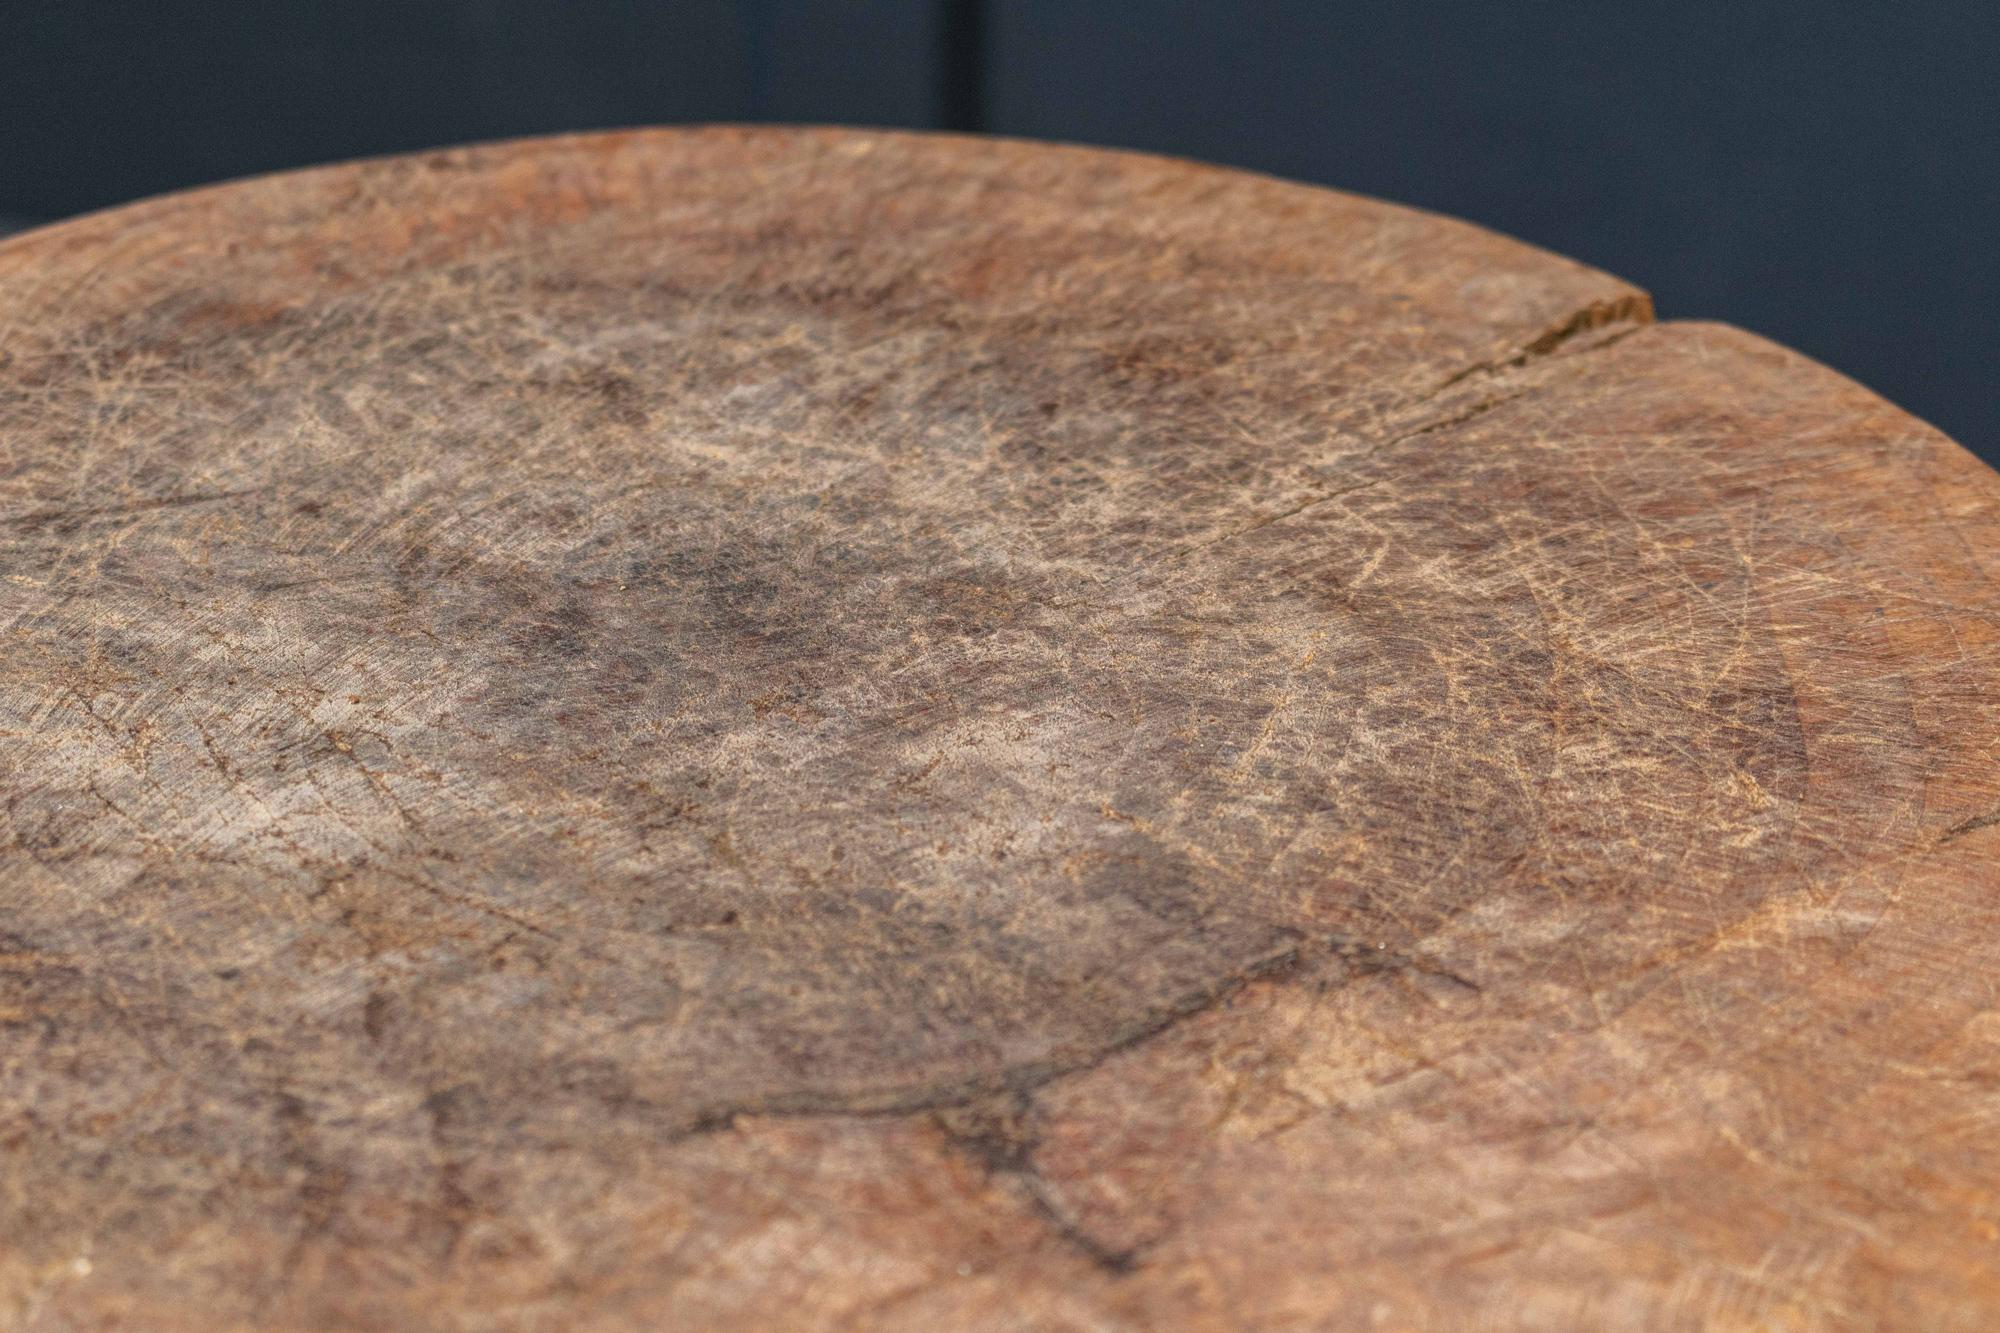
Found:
<box><xmin>2</xmin><ymin>128</ymin><xmax>1997</xmax><ymax>1331</ymax></box>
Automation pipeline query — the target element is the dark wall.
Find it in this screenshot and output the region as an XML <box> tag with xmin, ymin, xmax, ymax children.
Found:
<box><xmin>0</xmin><ymin>0</ymin><xmax>947</xmax><ymax>215</ymax></box>
<box><xmin>3</xmin><ymin>2</ymin><xmax>1992</xmax><ymax>461</ymax></box>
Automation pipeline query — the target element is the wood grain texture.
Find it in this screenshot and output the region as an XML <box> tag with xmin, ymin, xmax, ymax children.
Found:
<box><xmin>1</xmin><ymin>127</ymin><xmax>1997</xmax><ymax>1331</ymax></box>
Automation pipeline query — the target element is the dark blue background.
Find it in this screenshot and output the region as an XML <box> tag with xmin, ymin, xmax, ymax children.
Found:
<box><xmin>3</xmin><ymin>2</ymin><xmax>1992</xmax><ymax>461</ymax></box>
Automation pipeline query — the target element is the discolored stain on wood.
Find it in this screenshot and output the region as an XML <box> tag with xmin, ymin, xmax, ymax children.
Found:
<box><xmin>2</xmin><ymin>128</ymin><xmax>1998</xmax><ymax>1331</ymax></box>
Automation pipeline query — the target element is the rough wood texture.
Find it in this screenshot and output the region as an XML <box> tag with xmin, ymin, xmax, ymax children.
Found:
<box><xmin>2</xmin><ymin>128</ymin><xmax>1997</xmax><ymax>1331</ymax></box>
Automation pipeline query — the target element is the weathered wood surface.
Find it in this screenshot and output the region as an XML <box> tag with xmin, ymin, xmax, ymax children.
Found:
<box><xmin>2</xmin><ymin>128</ymin><xmax>1997</xmax><ymax>1331</ymax></box>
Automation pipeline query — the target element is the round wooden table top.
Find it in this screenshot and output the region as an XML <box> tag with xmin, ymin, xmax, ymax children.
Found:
<box><xmin>3</xmin><ymin>128</ymin><xmax>1997</xmax><ymax>1331</ymax></box>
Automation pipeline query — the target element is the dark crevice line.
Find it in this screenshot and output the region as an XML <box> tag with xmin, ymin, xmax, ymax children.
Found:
<box><xmin>934</xmin><ymin>1097</ymin><xmax>1144</xmax><ymax>1276</ymax></box>
<box><xmin>1940</xmin><ymin>809</ymin><xmax>2000</xmax><ymax>844</ymax></box>
<box><xmin>1432</xmin><ymin>293</ymin><xmax>1655</xmax><ymax>394</ymax></box>
<box><xmin>671</xmin><ymin>930</ymin><xmax>1309</xmax><ymax>1138</ymax></box>
<box><xmin>938</xmin><ymin>0</ymin><xmax>987</xmax><ymax>132</ymax></box>
<box><xmin>662</xmin><ymin>931</ymin><xmax>1476</xmax><ymax>1144</ymax></box>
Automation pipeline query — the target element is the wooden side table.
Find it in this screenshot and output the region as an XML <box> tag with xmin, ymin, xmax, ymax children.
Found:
<box><xmin>3</xmin><ymin>128</ymin><xmax>1996</xmax><ymax>1331</ymax></box>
